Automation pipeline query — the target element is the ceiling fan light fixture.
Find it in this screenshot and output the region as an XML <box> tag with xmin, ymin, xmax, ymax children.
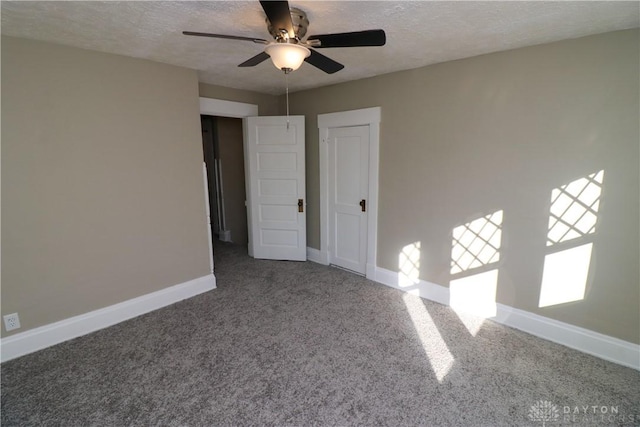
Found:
<box><xmin>265</xmin><ymin>43</ymin><xmax>310</xmax><ymax>72</ymax></box>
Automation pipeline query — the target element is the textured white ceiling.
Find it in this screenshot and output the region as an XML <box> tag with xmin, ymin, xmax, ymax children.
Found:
<box><xmin>2</xmin><ymin>1</ymin><xmax>638</xmax><ymax>95</ymax></box>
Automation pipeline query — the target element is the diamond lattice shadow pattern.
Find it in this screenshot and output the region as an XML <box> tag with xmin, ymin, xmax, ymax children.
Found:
<box><xmin>399</xmin><ymin>242</ymin><xmax>421</xmax><ymax>285</ymax></box>
<box><xmin>451</xmin><ymin>210</ymin><xmax>503</xmax><ymax>275</ymax></box>
<box><xmin>547</xmin><ymin>170</ymin><xmax>604</xmax><ymax>246</ymax></box>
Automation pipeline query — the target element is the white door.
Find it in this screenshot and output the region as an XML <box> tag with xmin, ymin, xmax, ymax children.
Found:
<box><xmin>328</xmin><ymin>125</ymin><xmax>369</xmax><ymax>274</ymax></box>
<box><xmin>244</xmin><ymin>116</ymin><xmax>306</xmax><ymax>261</ymax></box>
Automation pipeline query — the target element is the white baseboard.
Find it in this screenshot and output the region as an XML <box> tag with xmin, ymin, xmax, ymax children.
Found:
<box><xmin>6</xmin><ymin>262</ymin><xmax>636</xmax><ymax>370</ymax></box>
<box><xmin>372</xmin><ymin>266</ymin><xmax>640</xmax><ymax>370</ymax></box>
<box><xmin>306</xmin><ymin>247</ymin><xmax>328</xmax><ymax>265</ymax></box>
<box><xmin>373</xmin><ymin>266</ymin><xmax>449</xmax><ymax>306</ymax></box>
<box><xmin>366</xmin><ymin>263</ymin><xmax>377</xmax><ymax>281</ymax></box>
<box><xmin>1</xmin><ymin>274</ymin><xmax>216</xmax><ymax>363</ymax></box>
<box><xmin>493</xmin><ymin>303</ymin><xmax>640</xmax><ymax>370</ymax></box>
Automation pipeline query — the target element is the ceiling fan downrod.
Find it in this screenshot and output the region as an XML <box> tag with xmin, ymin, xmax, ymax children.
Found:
<box><xmin>268</xmin><ymin>7</ymin><xmax>309</xmax><ymax>42</ymax></box>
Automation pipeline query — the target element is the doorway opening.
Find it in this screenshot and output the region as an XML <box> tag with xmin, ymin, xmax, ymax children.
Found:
<box><xmin>201</xmin><ymin>115</ymin><xmax>248</xmax><ymax>247</ymax></box>
<box><xmin>198</xmin><ymin>97</ymin><xmax>257</xmax><ymax>270</ymax></box>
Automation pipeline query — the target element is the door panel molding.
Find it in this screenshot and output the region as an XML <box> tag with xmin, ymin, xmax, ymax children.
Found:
<box><xmin>245</xmin><ymin>116</ymin><xmax>306</xmax><ymax>261</ymax></box>
<box><xmin>318</xmin><ymin>107</ymin><xmax>381</xmax><ymax>279</ymax></box>
<box><xmin>328</xmin><ymin>126</ymin><xmax>369</xmax><ymax>274</ymax></box>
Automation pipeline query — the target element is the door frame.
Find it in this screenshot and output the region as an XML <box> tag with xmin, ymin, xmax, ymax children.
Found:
<box><xmin>318</xmin><ymin>107</ymin><xmax>381</xmax><ymax>279</ymax></box>
<box><xmin>200</xmin><ymin>97</ymin><xmax>258</xmax><ymax>270</ymax></box>
<box><xmin>200</xmin><ymin>97</ymin><xmax>258</xmax><ymax>118</ymax></box>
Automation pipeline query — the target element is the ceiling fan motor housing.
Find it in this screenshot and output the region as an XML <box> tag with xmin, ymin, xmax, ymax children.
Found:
<box><xmin>267</xmin><ymin>7</ymin><xmax>309</xmax><ymax>42</ymax></box>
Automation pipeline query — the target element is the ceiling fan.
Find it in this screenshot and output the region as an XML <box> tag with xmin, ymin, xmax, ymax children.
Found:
<box><xmin>183</xmin><ymin>0</ymin><xmax>386</xmax><ymax>74</ymax></box>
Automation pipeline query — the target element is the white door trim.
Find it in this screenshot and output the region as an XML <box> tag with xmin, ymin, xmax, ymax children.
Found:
<box><xmin>318</xmin><ymin>107</ymin><xmax>381</xmax><ymax>279</ymax></box>
<box><xmin>200</xmin><ymin>97</ymin><xmax>258</xmax><ymax>118</ymax></box>
<box><xmin>199</xmin><ymin>97</ymin><xmax>259</xmax><ymax>270</ymax></box>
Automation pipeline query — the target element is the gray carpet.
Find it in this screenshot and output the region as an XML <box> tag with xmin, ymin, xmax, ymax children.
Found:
<box><xmin>2</xmin><ymin>242</ymin><xmax>639</xmax><ymax>426</ymax></box>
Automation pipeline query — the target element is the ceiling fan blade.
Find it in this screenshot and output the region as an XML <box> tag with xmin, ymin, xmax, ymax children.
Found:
<box><xmin>304</xmin><ymin>50</ymin><xmax>344</xmax><ymax>74</ymax></box>
<box><xmin>306</xmin><ymin>29</ymin><xmax>386</xmax><ymax>48</ymax></box>
<box><xmin>238</xmin><ymin>51</ymin><xmax>270</xmax><ymax>67</ymax></box>
<box><xmin>182</xmin><ymin>31</ymin><xmax>268</xmax><ymax>44</ymax></box>
<box><xmin>259</xmin><ymin>0</ymin><xmax>295</xmax><ymax>38</ymax></box>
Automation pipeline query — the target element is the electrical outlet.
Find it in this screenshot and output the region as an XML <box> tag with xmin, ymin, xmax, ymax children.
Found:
<box><xmin>3</xmin><ymin>313</ymin><xmax>21</xmax><ymax>332</ymax></box>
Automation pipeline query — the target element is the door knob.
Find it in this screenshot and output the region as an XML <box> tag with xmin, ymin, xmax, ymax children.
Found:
<box><xmin>298</xmin><ymin>199</ymin><xmax>304</xmax><ymax>213</ymax></box>
<box><xmin>359</xmin><ymin>199</ymin><xmax>366</xmax><ymax>212</ymax></box>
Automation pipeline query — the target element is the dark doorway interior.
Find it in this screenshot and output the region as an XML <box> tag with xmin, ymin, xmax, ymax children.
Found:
<box><xmin>201</xmin><ymin>115</ymin><xmax>248</xmax><ymax>246</ymax></box>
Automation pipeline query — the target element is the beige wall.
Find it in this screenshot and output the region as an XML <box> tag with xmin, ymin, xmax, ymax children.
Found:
<box><xmin>5</xmin><ymin>29</ymin><xmax>635</xmax><ymax>344</ymax></box>
<box><xmin>287</xmin><ymin>29</ymin><xmax>639</xmax><ymax>343</ymax></box>
<box><xmin>1</xmin><ymin>37</ymin><xmax>211</xmax><ymax>337</ymax></box>
<box><xmin>198</xmin><ymin>83</ymin><xmax>280</xmax><ymax>116</ymax></box>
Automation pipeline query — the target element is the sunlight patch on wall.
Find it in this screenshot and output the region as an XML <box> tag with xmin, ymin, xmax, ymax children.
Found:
<box><xmin>449</xmin><ymin>210</ymin><xmax>503</xmax><ymax>335</ymax></box>
<box><xmin>451</xmin><ymin>210</ymin><xmax>503</xmax><ymax>274</ymax></box>
<box><xmin>539</xmin><ymin>170</ymin><xmax>603</xmax><ymax>308</ymax></box>
<box><xmin>399</xmin><ymin>241</ymin><xmax>421</xmax><ymax>287</ymax></box>
<box><xmin>402</xmin><ymin>293</ymin><xmax>455</xmax><ymax>382</ymax></box>
<box><xmin>450</xmin><ymin>269</ymin><xmax>498</xmax><ymax>335</ymax></box>
<box><xmin>539</xmin><ymin>243</ymin><xmax>594</xmax><ymax>308</ymax></box>
<box><xmin>547</xmin><ymin>170</ymin><xmax>603</xmax><ymax>246</ymax></box>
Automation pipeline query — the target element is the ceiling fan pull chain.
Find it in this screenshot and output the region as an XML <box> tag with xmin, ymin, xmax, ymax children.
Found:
<box><xmin>285</xmin><ymin>71</ymin><xmax>290</xmax><ymax>130</ymax></box>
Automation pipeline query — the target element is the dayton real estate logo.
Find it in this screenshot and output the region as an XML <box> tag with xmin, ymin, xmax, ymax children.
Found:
<box><xmin>528</xmin><ymin>400</ymin><xmax>560</xmax><ymax>426</ymax></box>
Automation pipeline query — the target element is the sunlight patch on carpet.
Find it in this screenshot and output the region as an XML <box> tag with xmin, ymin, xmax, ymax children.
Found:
<box><xmin>402</xmin><ymin>293</ymin><xmax>454</xmax><ymax>382</ymax></box>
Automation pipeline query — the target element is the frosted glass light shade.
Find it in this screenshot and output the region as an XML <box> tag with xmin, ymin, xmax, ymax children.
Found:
<box><xmin>265</xmin><ymin>43</ymin><xmax>310</xmax><ymax>71</ymax></box>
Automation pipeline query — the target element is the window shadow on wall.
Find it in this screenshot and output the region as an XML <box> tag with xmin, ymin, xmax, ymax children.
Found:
<box><xmin>393</xmin><ymin>170</ymin><xmax>609</xmax><ymax>382</ymax></box>
<box><xmin>539</xmin><ymin>170</ymin><xmax>604</xmax><ymax>308</ymax></box>
<box><xmin>449</xmin><ymin>210</ymin><xmax>504</xmax><ymax>335</ymax></box>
